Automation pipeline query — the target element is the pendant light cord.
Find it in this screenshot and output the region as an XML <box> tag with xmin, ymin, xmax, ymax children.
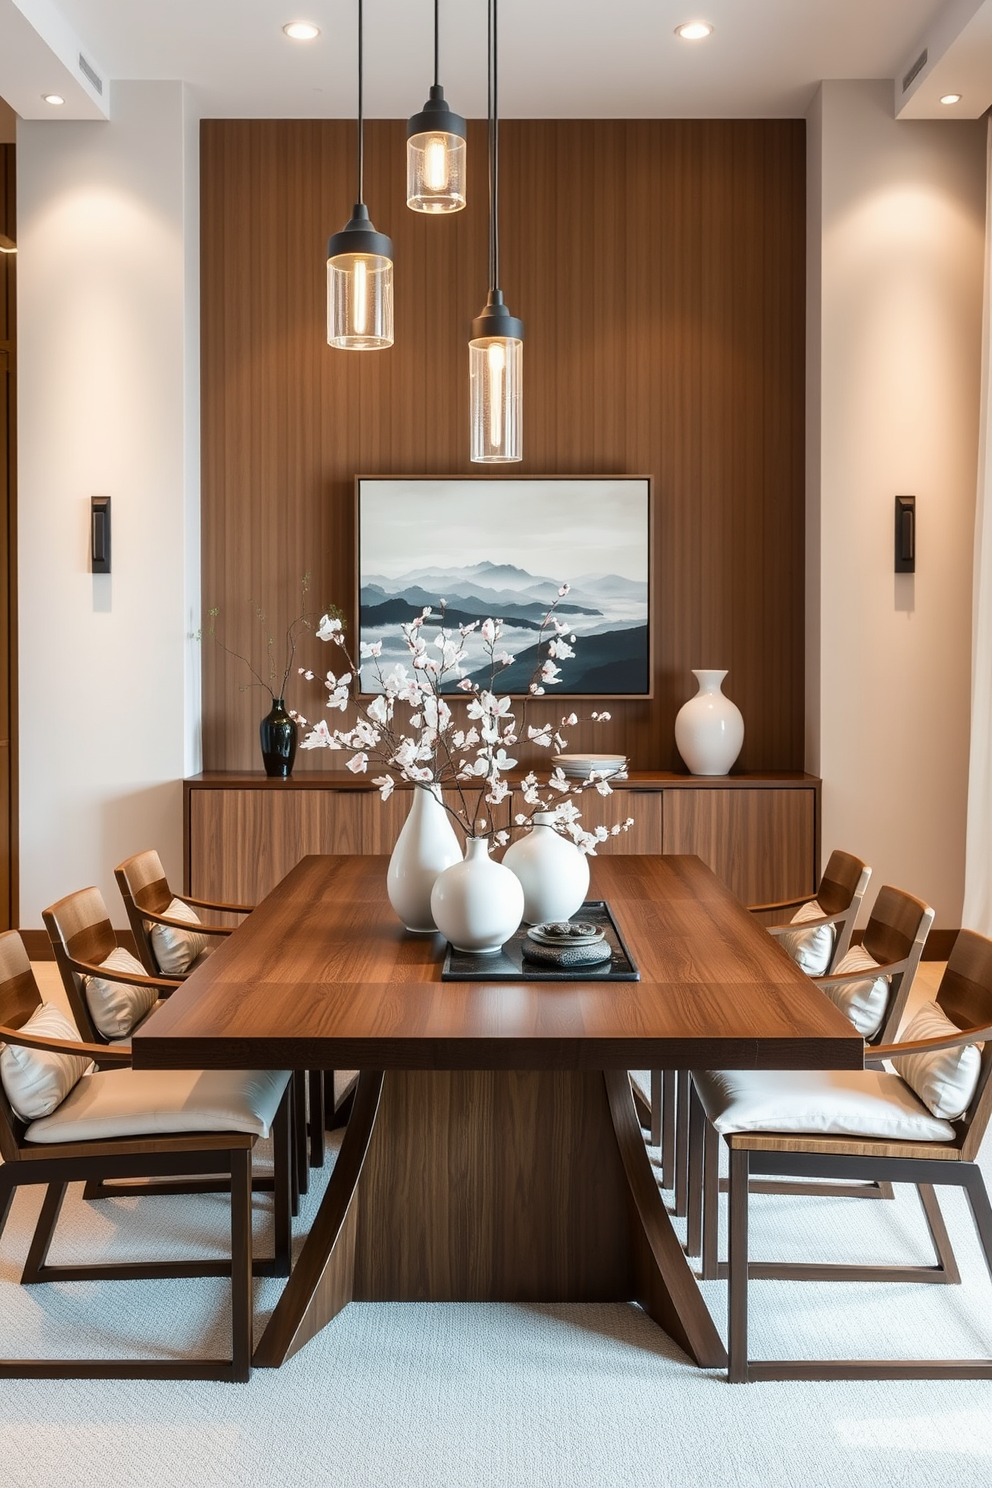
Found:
<box><xmin>488</xmin><ymin>0</ymin><xmax>499</xmax><ymax>293</ymax></box>
<box><xmin>357</xmin><ymin>0</ymin><xmax>365</xmax><ymax>205</ymax></box>
<box><xmin>434</xmin><ymin>0</ymin><xmax>440</xmax><ymax>88</ymax></box>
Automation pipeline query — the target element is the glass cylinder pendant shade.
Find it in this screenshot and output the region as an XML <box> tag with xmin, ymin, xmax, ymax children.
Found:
<box><xmin>326</xmin><ymin>205</ymin><xmax>394</xmax><ymax>350</ymax></box>
<box><xmin>470</xmin><ymin>292</ymin><xmax>524</xmax><ymax>462</ymax></box>
<box><xmin>407</xmin><ymin>87</ymin><xmax>467</xmax><ymax>213</ymax></box>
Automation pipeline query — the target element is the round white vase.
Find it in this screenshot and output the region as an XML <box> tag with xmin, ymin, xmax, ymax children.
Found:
<box><xmin>674</xmin><ymin>669</ymin><xmax>744</xmax><ymax>776</ymax></box>
<box><xmin>386</xmin><ymin>784</ymin><xmax>463</xmax><ymax>932</ymax></box>
<box><xmin>502</xmin><ymin>812</ymin><xmax>591</xmax><ymax>925</ymax></box>
<box><xmin>429</xmin><ymin>836</ymin><xmax>525</xmax><ymax>954</ymax></box>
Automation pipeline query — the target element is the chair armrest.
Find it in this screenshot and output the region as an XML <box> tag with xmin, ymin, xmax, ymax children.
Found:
<box><xmin>814</xmin><ymin>958</ymin><xmax>907</xmax><ymax>989</ymax></box>
<box><xmin>0</xmin><ymin>1022</ymin><xmax>132</xmax><ymax>1065</ymax></box>
<box><xmin>134</xmin><ymin>907</ymin><xmax>234</xmax><ymax>937</ymax></box>
<box><xmin>64</xmin><ymin>955</ymin><xmax>182</xmax><ymax>992</ymax></box>
<box><xmin>183</xmin><ymin>894</ymin><xmax>254</xmax><ymax>915</ymax></box>
<box><xmin>872</xmin><ymin>1024</ymin><xmax>992</xmax><ymax>1060</ymax></box>
<box><xmin>748</xmin><ymin>895</ymin><xmax>810</xmax><ymax>915</ymax></box>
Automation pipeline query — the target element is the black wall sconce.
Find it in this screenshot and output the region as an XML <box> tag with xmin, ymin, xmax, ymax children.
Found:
<box><xmin>895</xmin><ymin>495</ymin><xmax>915</xmax><ymax>574</ymax></box>
<box><xmin>91</xmin><ymin>496</ymin><xmax>111</xmax><ymax>573</ymax></box>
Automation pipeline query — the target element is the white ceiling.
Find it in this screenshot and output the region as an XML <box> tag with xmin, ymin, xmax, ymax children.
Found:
<box><xmin>1</xmin><ymin>0</ymin><xmax>989</xmax><ymax>123</ymax></box>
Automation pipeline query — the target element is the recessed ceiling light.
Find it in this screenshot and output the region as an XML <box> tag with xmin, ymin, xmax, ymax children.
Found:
<box><xmin>939</xmin><ymin>93</ymin><xmax>962</xmax><ymax>105</ymax></box>
<box><xmin>283</xmin><ymin>21</ymin><xmax>320</xmax><ymax>41</ymax></box>
<box><xmin>675</xmin><ymin>21</ymin><xmax>713</xmax><ymax>41</ymax></box>
<box><xmin>43</xmin><ymin>94</ymin><xmax>65</xmax><ymax>106</ymax></box>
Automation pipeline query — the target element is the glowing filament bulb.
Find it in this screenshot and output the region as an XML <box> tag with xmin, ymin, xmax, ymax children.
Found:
<box><xmin>488</xmin><ymin>341</ymin><xmax>506</xmax><ymax>449</ymax></box>
<box><xmin>425</xmin><ymin>136</ymin><xmax>449</xmax><ymax>192</ymax></box>
<box><xmin>353</xmin><ymin>258</ymin><xmax>367</xmax><ymax>336</ymax></box>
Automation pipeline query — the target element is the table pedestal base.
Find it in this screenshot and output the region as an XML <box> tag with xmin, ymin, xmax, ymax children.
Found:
<box><xmin>254</xmin><ymin>1068</ymin><xmax>726</xmax><ymax>1370</ymax></box>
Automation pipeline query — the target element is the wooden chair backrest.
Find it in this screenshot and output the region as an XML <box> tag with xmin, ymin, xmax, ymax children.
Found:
<box><xmin>0</xmin><ymin>929</ymin><xmax>45</xmax><ymax>1161</ymax></box>
<box><xmin>41</xmin><ymin>886</ymin><xmax>120</xmax><ymax>1045</ymax></box>
<box><xmin>115</xmin><ymin>851</ymin><xmax>172</xmax><ymax>975</ymax></box>
<box><xmin>817</xmin><ymin>851</ymin><xmax>871</xmax><ymax>966</ymax></box>
<box><xmin>862</xmin><ymin>885</ymin><xmax>934</xmax><ymax>1046</ymax></box>
<box><xmin>817</xmin><ymin>851</ymin><xmax>868</xmax><ymax>916</ymax></box>
<box><xmin>938</xmin><ymin>930</ymin><xmax>992</xmax><ymax>1160</ymax></box>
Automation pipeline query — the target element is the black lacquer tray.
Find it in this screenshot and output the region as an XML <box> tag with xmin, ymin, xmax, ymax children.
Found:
<box><xmin>441</xmin><ymin>900</ymin><xmax>640</xmax><ymax>982</ymax></box>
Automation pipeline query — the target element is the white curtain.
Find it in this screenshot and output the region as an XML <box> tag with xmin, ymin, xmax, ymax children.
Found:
<box><xmin>964</xmin><ymin>120</ymin><xmax>992</xmax><ymax>935</ymax></box>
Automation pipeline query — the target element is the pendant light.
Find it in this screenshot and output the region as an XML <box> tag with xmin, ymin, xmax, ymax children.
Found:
<box><xmin>469</xmin><ymin>0</ymin><xmax>523</xmax><ymax>463</ymax></box>
<box><xmin>327</xmin><ymin>0</ymin><xmax>394</xmax><ymax>350</ymax></box>
<box><xmin>407</xmin><ymin>0</ymin><xmax>467</xmax><ymax>213</ymax></box>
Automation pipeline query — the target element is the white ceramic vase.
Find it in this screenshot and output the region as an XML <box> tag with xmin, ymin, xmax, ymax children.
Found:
<box><xmin>674</xmin><ymin>669</ymin><xmax>744</xmax><ymax>776</ymax></box>
<box><xmin>429</xmin><ymin>836</ymin><xmax>525</xmax><ymax>954</ymax></box>
<box><xmin>502</xmin><ymin>812</ymin><xmax>591</xmax><ymax>925</ymax></box>
<box><xmin>386</xmin><ymin>784</ymin><xmax>462</xmax><ymax>932</ymax></box>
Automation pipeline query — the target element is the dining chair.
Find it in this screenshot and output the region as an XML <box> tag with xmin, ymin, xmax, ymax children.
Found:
<box><xmin>686</xmin><ymin>883</ymin><xmax>936</xmax><ymax>1266</ymax></box>
<box><xmin>43</xmin><ymin>884</ymin><xmax>300</xmax><ymax>1212</ymax></box>
<box><xmin>689</xmin><ymin>928</ymin><xmax>992</xmax><ymax>1381</ymax></box>
<box><xmin>0</xmin><ymin>928</ymin><xmax>293</xmax><ymax>1380</ymax></box>
<box><xmin>648</xmin><ymin>851</ymin><xmax>872</xmax><ymax>1195</ymax></box>
<box><xmin>116</xmin><ymin>850</ymin><xmax>326</xmax><ymax>1190</ymax></box>
<box><xmin>753</xmin><ymin>849</ymin><xmax>872</xmax><ymax>974</ymax></box>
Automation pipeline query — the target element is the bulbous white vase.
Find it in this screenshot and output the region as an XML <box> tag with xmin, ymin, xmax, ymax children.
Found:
<box><xmin>387</xmin><ymin>784</ymin><xmax>462</xmax><ymax>932</ymax></box>
<box><xmin>502</xmin><ymin>812</ymin><xmax>591</xmax><ymax>925</ymax></box>
<box><xmin>430</xmin><ymin>836</ymin><xmax>525</xmax><ymax>954</ymax></box>
<box><xmin>674</xmin><ymin>669</ymin><xmax>744</xmax><ymax>776</ymax></box>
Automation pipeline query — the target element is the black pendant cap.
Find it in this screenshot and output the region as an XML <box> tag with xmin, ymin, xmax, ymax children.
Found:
<box><xmin>407</xmin><ymin>84</ymin><xmax>467</xmax><ymax>142</ymax></box>
<box><xmin>327</xmin><ymin>202</ymin><xmax>394</xmax><ymax>262</ymax></box>
<box><xmin>471</xmin><ymin>289</ymin><xmax>524</xmax><ymax>343</ymax></box>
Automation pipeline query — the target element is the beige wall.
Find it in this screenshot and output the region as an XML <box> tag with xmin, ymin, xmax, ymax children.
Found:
<box><xmin>808</xmin><ymin>80</ymin><xmax>986</xmax><ymax>928</ymax></box>
<box><xmin>16</xmin><ymin>81</ymin><xmax>200</xmax><ymax>927</ymax></box>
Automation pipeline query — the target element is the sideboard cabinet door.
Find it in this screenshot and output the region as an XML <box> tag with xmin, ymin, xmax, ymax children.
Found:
<box><xmin>661</xmin><ymin>788</ymin><xmax>816</xmax><ymax>906</ymax></box>
<box><xmin>188</xmin><ymin>788</ymin><xmax>366</xmax><ymax>903</ymax></box>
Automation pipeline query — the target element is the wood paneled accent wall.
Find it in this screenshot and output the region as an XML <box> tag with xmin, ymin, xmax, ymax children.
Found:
<box><xmin>201</xmin><ymin>119</ymin><xmax>805</xmax><ymax>773</ymax></box>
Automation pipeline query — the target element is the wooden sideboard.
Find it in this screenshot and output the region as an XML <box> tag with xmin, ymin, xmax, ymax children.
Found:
<box><xmin>184</xmin><ymin>771</ymin><xmax>821</xmax><ymax>910</ymax></box>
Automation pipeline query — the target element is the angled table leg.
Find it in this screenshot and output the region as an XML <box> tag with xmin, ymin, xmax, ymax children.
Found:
<box><xmin>255</xmin><ymin>1067</ymin><xmax>725</xmax><ymax>1371</ymax></box>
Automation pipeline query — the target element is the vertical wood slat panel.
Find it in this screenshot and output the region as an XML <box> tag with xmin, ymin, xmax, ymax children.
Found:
<box><xmin>200</xmin><ymin>120</ymin><xmax>805</xmax><ymax>777</ymax></box>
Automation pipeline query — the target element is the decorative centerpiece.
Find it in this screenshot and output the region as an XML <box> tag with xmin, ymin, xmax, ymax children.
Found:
<box><xmin>198</xmin><ymin>574</ymin><xmax>340</xmax><ymax>778</ymax></box>
<box><xmin>299</xmin><ymin>588</ymin><xmax>633</xmax><ymax>948</ymax></box>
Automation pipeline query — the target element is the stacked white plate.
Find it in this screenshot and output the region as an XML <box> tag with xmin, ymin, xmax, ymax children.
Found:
<box><xmin>553</xmin><ymin>753</ymin><xmax>627</xmax><ymax>781</ymax></box>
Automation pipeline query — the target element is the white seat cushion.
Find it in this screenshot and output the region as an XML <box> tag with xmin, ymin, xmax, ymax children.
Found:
<box><xmin>778</xmin><ymin>899</ymin><xmax>836</xmax><ymax>976</ymax></box>
<box><xmin>820</xmin><ymin>944</ymin><xmax>889</xmax><ymax>1038</ymax></box>
<box><xmin>891</xmin><ymin>1001</ymin><xmax>985</xmax><ymax>1121</ymax></box>
<box><xmin>150</xmin><ymin>897</ymin><xmax>208</xmax><ymax>976</ymax></box>
<box><xmin>0</xmin><ymin>1004</ymin><xmax>92</xmax><ymax>1121</ymax></box>
<box><xmin>692</xmin><ymin>1067</ymin><xmax>956</xmax><ymax>1143</ymax></box>
<box><xmin>24</xmin><ymin>1066</ymin><xmax>292</xmax><ymax>1144</ymax></box>
<box><xmin>84</xmin><ymin>946</ymin><xmax>158</xmax><ymax>1039</ymax></box>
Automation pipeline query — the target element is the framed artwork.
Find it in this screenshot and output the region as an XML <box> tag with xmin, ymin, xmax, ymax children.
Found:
<box><xmin>356</xmin><ymin>476</ymin><xmax>652</xmax><ymax>697</ymax></box>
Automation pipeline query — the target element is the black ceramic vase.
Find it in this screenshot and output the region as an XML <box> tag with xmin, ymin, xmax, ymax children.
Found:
<box><xmin>260</xmin><ymin>697</ymin><xmax>298</xmax><ymax>778</ymax></box>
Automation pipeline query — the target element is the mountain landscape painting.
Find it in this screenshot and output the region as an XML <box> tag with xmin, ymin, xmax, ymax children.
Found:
<box><xmin>357</xmin><ymin>478</ymin><xmax>651</xmax><ymax>696</ymax></box>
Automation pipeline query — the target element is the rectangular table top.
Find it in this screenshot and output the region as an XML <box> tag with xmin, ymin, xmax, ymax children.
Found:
<box><xmin>131</xmin><ymin>854</ymin><xmax>864</xmax><ymax>1073</ymax></box>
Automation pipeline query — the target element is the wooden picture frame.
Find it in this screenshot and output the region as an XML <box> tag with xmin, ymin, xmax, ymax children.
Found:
<box><xmin>355</xmin><ymin>475</ymin><xmax>653</xmax><ymax>698</ymax></box>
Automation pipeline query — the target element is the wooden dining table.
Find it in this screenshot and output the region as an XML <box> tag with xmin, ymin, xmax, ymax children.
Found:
<box><xmin>131</xmin><ymin>853</ymin><xmax>864</xmax><ymax>1371</ymax></box>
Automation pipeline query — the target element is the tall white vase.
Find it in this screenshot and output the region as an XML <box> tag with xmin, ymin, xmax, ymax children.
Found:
<box><xmin>502</xmin><ymin>812</ymin><xmax>590</xmax><ymax>924</ymax></box>
<box><xmin>429</xmin><ymin>836</ymin><xmax>525</xmax><ymax>954</ymax></box>
<box><xmin>386</xmin><ymin>784</ymin><xmax>462</xmax><ymax>932</ymax></box>
<box><xmin>674</xmin><ymin>669</ymin><xmax>744</xmax><ymax>776</ymax></box>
